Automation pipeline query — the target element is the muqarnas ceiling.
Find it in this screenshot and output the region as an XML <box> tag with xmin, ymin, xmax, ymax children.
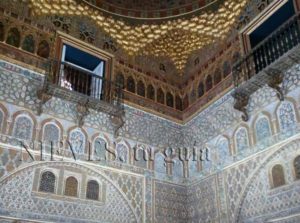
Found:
<box><xmin>29</xmin><ymin>0</ymin><xmax>249</xmax><ymax>75</ymax></box>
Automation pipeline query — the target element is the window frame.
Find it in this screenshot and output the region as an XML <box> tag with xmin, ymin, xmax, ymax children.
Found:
<box><xmin>86</xmin><ymin>179</ymin><xmax>102</xmax><ymax>201</ymax></box>
<box><xmin>240</xmin><ymin>0</ymin><xmax>298</xmax><ymax>54</ymax></box>
<box><xmin>38</xmin><ymin>169</ymin><xmax>58</xmax><ymax>194</ymax></box>
<box><xmin>55</xmin><ymin>31</ymin><xmax>115</xmax><ymax>84</ymax></box>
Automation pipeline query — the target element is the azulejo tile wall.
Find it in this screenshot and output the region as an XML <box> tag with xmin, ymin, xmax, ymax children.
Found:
<box><xmin>1</xmin><ymin>57</ymin><xmax>300</xmax><ymax>222</ymax></box>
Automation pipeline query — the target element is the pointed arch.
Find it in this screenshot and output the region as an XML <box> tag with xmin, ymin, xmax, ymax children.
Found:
<box><xmin>277</xmin><ymin>101</ymin><xmax>297</xmax><ymax>130</ymax></box>
<box><xmin>22</xmin><ymin>34</ymin><xmax>35</xmax><ymax>53</ymax></box>
<box><xmin>126</xmin><ymin>76</ymin><xmax>135</xmax><ymax>93</ymax></box>
<box><xmin>255</xmin><ymin>116</ymin><xmax>272</xmax><ymax>143</ymax></box>
<box><xmin>223</xmin><ymin>61</ymin><xmax>231</xmax><ymax>77</ymax></box>
<box><xmin>157</xmin><ymin>88</ymin><xmax>165</xmax><ymax>104</ymax></box>
<box><xmin>183</xmin><ymin>95</ymin><xmax>189</xmax><ymax>110</ymax></box>
<box><xmin>198</xmin><ymin>81</ymin><xmax>204</xmax><ymax>97</ymax></box>
<box><xmin>134</xmin><ymin>145</ymin><xmax>148</xmax><ymax>169</ymax></box>
<box><xmin>205</xmin><ymin>75</ymin><xmax>213</xmax><ymax>91</ymax></box>
<box><xmin>116</xmin><ymin>142</ymin><xmax>130</xmax><ymax>164</ymax></box>
<box><xmin>6</xmin><ymin>27</ymin><xmax>20</xmax><ymax>47</ymax></box>
<box><xmin>155</xmin><ymin>152</ymin><xmax>166</xmax><ymax>174</ymax></box>
<box><xmin>115</xmin><ymin>73</ymin><xmax>125</xmax><ymax>89</ymax></box>
<box><xmin>172</xmin><ymin>158</ymin><xmax>184</xmax><ymax>178</ymax></box>
<box><xmin>214</xmin><ymin>68</ymin><xmax>222</xmax><ymax>85</ymax></box>
<box><xmin>147</xmin><ymin>84</ymin><xmax>155</xmax><ymax>100</ymax></box>
<box><xmin>68</xmin><ymin>127</ymin><xmax>87</xmax><ymax>154</ymax></box>
<box><xmin>93</xmin><ymin>137</ymin><xmax>107</xmax><ymax>160</ymax></box>
<box><xmin>235</xmin><ymin>127</ymin><xmax>250</xmax><ymax>153</ymax></box>
<box><xmin>12</xmin><ymin>114</ymin><xmax>34</xmax><ymax>141</ymax></box>
<box><xmin>137</xmin><ymin>80</ymin><xmax>145</xmax><ymax>97</ymax></box>
<box><xmin>216</xmin><ymin>136</ymin><xmax>231</xmax><ymax>166</ymax></box>
<box><xmin>189</xmin><ymin>88</ymin><xmax>196</xmax><ymax>104</ymax></box>
<box><xmin>37</xmin><ymin>40</ymin><xmax>50</xmax><ymax>58</ymax></box>
<box><xmin>43</xmin><ymin>122</ymin><xmax>61</xmax><ymax>143</ymax></box>
<box><xmin>175</xmin><ymin>95</ymin><xmax>183</xmax><ymax>111</ymax></box>
<box><xmin>0</xmin><ymin>103</ymin><xmax>8</xmax><ymax>134</ymax></box>
<box><xmin>166</xmin><ymin>92</ymin><xmax>174</xmax><ymax>107</ymax></box>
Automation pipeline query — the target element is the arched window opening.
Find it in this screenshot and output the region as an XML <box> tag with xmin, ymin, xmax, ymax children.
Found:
<box><xmin>255</xmin><ymin>117</ymin><xmax>271</xmax><ymax>143</ymax></box>
<box><xmin>217</xmin><ymin>138</ymin><xmax>230</xmax><ymax>166</ymax></box>
<box><xmin>157</xmin><ymin>88</ymin><xmax>165</xmax><ymax>104</ymax></box>
<box><xmin>115</xmin><ymin>73</ymin><xmax>125</xmax><ymax>89</ymax></box>
<box><xmin>294</xmin><ymin>156</ymin><xmax>300</xmax><ymax>180</ymax></box>
<box><xmin>175</xmin><ymin>95</ymin><xmax>183</xmax><ymax>111</ymax></box>
<box><xmin>6</xmin><ymin>27</ymin><xmax>20</xmax><ymax>47</ymax></box>
<box><xmin>94</xmin><ymin>137</ymin><xmax>107</xmax><ymax>160</ymax></box>
<box><xmin>155</xmin><ymin>153</ymin><xmax>166</xmax><ymax>174</ymax></box>
<box><xmin>37</xmin><ymin>40</ymin><xmax>50</xmax><ymax>58</ymax></box>
<box><xmin>69</xmin><ymin>129</ymin><xmax>85</xmax><ymax>154</ymax></box>
<box><xmin>223</xmin><ymin>61</ymin><xmax>231</xmax><ymax>77</ymax></box>
<box><xmin>278</xmin><ymin>101</ymin><xmax>297</xmax><ymax>130</ymax></box>
<box><xmin>205</xmin><ymin>75</ymin><xmax>213</xmax><ymax>92</ymax></box>
<box><xmin>39</xmin><ymin>171</ymin><xmax>55</xmax><ymax>193</ymax></box>
<box><xmin>0</xmin><ymin>22</ymin><xmax>4</xmax><ymax>41</ymax></box>
<box><xmin>135</xmin><ymin>147</ymin><xmax>148</xmax><ymax>168</ymax></box>
<box><xmin>173</xmin><ymin>159</ymin><xmax>183</xmax><ymax>178</ymax></box>
<box><xmin>189</xmin><ymin>89</ymin><xmax>196</xmax><ymax>104</ymax></box>
<box><xmin>214</xmin><ymin>68</ymin><xmax>222</xmax><ymax>85</ymax></box>
<box><xmin>183</xmin><ymin>95</ymin><xmax>189</xmax><ymax>110</ymax></box>
<box><xmin>116</xmin><ymin>143</ymin><xmax>128</xmax><ymax>163</ymax></box>
<box><xmin>0</xmin><ymin>110</ymin><xmax>3</xmax><ymax>132</ymax></box>
<box><xmin>166</xmin><ymin>92</ymin><xmax>174</xmax><ymax>107</ymax></box>
<box><xmin>272</xmin><ymin>164</ymin><xmax>285</xmax><ymax>188</ymax></box>
<box><xmin>137</xmin><ymin>81</ymin><xmax>145</xmax><ymax>97</ymax></box>
<box><xmin>86</xmin><ymin>180</ymin><xmax>100</xmax><ymax>200</ymax></box>
<box><xmin>13</xmin><ymin>115</ymin><xmax>33</xmax><ymax>141</ymax></box>
<box><xmin>188</xmin><ymin>159</ymin><xmax>198</xmax><ymax>177</ymax></box>
<box><xmin>43</xmin><ymin>123</ymin><xmax>60</xmax><ymax>153</ymax></box>
<box><xmin>203</xmin><ymin>148</ymin><xmax>212</xmax><ymax>171</ymax></box>
<box><xmin>147</xmin><ymin>84</ymin><xmax>155</xmax><ymax>100</ymax></box>
<box><xmin>126</xmin><ymin>76</ymin><xmax>135</xmax><ymax>93</ymax></box>
<box><xmin>64</xmin><ymin>176</ymin><xmax>78</xmax><ymax>197</ymax></box>
<box><xmin>198</xmin><ymin>82</ymin><xmax>204</xmax><ymax>97</ymax></box>
<box><xmin>22</xmin><ymin>35</ymin><xmax>35</xmax><ymax>53</ymax></box>
<box><xmin>235</xmin><ymin>127</ymin><xmax>250</xmax><ymax>153</ymax></box>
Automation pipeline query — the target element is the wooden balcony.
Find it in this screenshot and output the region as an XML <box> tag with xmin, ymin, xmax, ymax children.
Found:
<box><xmin>232</xmin><ymin>12</ymin><xmax>300</xmax><ymax>121</ymax></box>
<box><xmin>38</xmin><ymin>60</ymin><xmax>124</xmax><ymax>132</ymax></box>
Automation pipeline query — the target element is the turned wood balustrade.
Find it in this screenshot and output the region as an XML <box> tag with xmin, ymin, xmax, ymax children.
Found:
<box><xmin>232</xmin><ymin>12</ymin><xmax>300</xmax><ymax>121</ymax></box>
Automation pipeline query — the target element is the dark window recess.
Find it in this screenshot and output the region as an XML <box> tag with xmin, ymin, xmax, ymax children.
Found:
<box><xmin>175</xmin><ymin>95</ymin><xmax>183</xmax><ymax>111</ymax></box>
<box><xmin>250</xmin><ymin>0</ymin><xmax>295</xmax><ymax>48</ymax></box>
<box><xmin>39</xmin><ymin>171</ymin><xmax>56</xmax><ymax>193</ymax></box>
<box><xmin>294</xmin><ymin>156</ymin><xmax>300</xmax><ymax>179</ymax></box>
<box><xmin>60</xmin><ymin>44</ymin><xmax>105</xmax><ymax>99</ymax></box>
<box><xmin>86</xmin><ymin>180</ymin><xmax>100</xmax><ymax>200</ymax></box>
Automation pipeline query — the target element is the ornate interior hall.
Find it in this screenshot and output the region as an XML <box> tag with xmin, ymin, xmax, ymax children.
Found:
<box><xmin>0</xmin><ymin>0</ymin><xmax>300</xmax><ymax>222</ymax></box>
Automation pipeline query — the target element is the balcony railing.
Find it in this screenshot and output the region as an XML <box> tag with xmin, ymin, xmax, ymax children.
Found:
<box><xmin>54</xmin><ymin>61</ymin><xmax>107</xmax><ymax>101</ymax></box>
<box><xmin>41</xmin><ymin>60</ymin><xmax>124</xmax><ymax>118</ymax></box>
<box><xmin>233</xmin><ymin>12</ymin><xmax>300</xmax><ymax>87</ymax></box>
<box><xmin>232</xmin><ymin>12</ymin><xmax>300</xmax><ymax>121</ymax></box>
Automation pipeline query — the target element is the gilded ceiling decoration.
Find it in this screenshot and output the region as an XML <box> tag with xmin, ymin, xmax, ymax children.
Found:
<box><xmin>29</xmin><ymin>0</ymin><xmax>248</xmax><ymax>74</ymax></box>
<box><xmin>84</xmin><ymin>0</ymin><xmax>215</xmax><ymax>19</ymax></box>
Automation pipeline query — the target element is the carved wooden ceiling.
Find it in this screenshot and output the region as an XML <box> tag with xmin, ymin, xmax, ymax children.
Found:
<box><xmin>29</xmin><ymin>0</ymin><xmax>249</xmax><ymax>76</ymax></box>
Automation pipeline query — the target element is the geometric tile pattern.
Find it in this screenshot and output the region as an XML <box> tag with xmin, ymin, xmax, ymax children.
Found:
<box><xmin>0</xmin><ymin>161</ymin><xmax>137</xmax><ymax>223</ymax></box>
<box><xmin>154</xmin><ymin>181</ymin><xmax>187</xmax><ymax>223</ymax></box>
<box><xmin>187</xmin><ymin>176</ymin><xmax>219</xmax><ymax>223</ymax></box>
